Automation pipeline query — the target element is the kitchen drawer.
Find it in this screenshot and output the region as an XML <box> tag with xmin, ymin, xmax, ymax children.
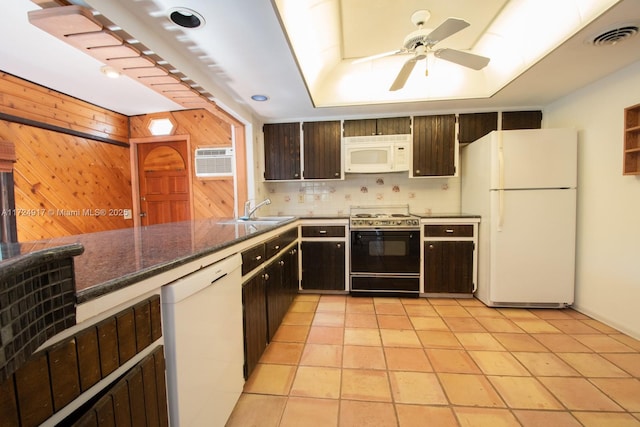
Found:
<box><xmin>241</xmin><ymin>243</ymin><xmax>266</xmax><ymax>275</ymax></box>
<box><xmin>266</xmin><ymin>228</ymin><xmax>298</xmax><ymax>260</ymax></box>
<box><xmin>424</xmin><ymin>224</ymin><xmax>474</xmax><ymax>238</ymax></box>
<box><xmin>301</xmin><ymin>225</ymin><xmax>345</xmax><ymax>238</ymax></box>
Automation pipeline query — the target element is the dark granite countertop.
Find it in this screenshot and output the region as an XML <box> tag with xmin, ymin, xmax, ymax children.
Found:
<box><xmin>1</xmin><ymin>217</ymin><xmax>296</xmax><ymax>303</ymax></box>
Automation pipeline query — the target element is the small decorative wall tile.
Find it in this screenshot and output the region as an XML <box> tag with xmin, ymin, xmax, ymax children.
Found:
<box><xmin>284</xmin><ymin>195</ymin><xmax>291</xmax><ymax>202</ymax></box>
<box><xmin>376</xmin><ymin>193</ymin><xmax>384</xmax><ymax>200</ymax></box>
<box><xmin>345</xmin><ymin>194</ymin><xmax>352</xmax><ymax>201</ymax></box>
<box><xmin>376</xmin><ymin>178</ymin><xmax>384</xmax><ymax>185</ymax></box>
<box><xmin>360</xmin><ymin>186</ymin><xmax>368</xmax><ymax>193</ymax></box>
<box><xmin>392</xmin><ymin>185</ymin><xmax>400</xmax><ymax>193</ymax></box>
<box><xmin>408</xmin><ymin>192</ymin><xmax>416</xmax><ymax>199</ymax></box>
<box><xmin>314</xmin><ymin>194</ymin><xmax>321</xmax><ymax>201</ymax></box>
<box><xmin>441</xmin><ymin>183</ymin><xmax>449</xmax><ymax>191</ymax></box>
<box><xmin>329</xmin><ymin>187</ymin><xmax>336</xmax><ymax>193</ymax></box>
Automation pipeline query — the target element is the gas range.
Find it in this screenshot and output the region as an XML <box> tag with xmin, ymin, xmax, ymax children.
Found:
<box><xmin>349</xmin><ymin>205</ymin><xmax>420</xmax><ymax>229</ymax></box>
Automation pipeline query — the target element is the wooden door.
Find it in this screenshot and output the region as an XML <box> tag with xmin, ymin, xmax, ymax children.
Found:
<box><xmin>242</xmin><ymin>273</ymin><xmax>267</xmax><ymax>379</ymax></box>
<box><xmin>263</xmin><ymin>123</ymin><xmax>301</xmax><ymax>180</ymax></box>
<box><xmin>137</xmin><ymin>141</ymin><xmax>190</xmax><ymax>225</ymax></box>
<box><xmin>301</xmin><ymin>241</ymin><xmax>345</xmax><ymax>290</ymax></box>
<box><xmin>343</xmin><ymin>119</ymin><xmax>378</xmax><ymax>137</ymax></box>
<box><xmin>303</xmin><ymin>121</ymin><xmax>341</xmax><ymax>179</ymax></box>
<box><xmin>412</xmin><ymin>114</ymin><xmax>456</xmax><ymax>176</ymax></box>
<box><xmin>376</xmin><ymin>117</ymin><xmax>411</xmax><ymax>135</ymax></box>
<box><xmin>424</xmin><ymin>241</ymin><xmax>474</xmax><ymax>293</ymax></box>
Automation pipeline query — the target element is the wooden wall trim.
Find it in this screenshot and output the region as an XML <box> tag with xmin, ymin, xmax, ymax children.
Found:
<box><xmin>0</xmin><ymin>112</ymin><xmax>129</xmax><ymax>147</ymax></box>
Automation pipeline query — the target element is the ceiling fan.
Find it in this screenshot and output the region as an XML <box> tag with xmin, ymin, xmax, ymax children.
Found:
<box><xmin>355</xmin><ymin>10</ymin><xmax>490</xmax><ymax>91</ymax></box>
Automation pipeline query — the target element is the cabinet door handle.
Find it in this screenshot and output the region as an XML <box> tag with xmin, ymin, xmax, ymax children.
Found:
<box><xmin>336</xmin><ymin>243</ymin><xmax>341</xmax><ymax>249</ymax></box>
<box><xmin>264</xmin><ymin>273</ymin><xmax>270</xmax><ymax>281</ymax></box>
<box><xmin>429</xmin><ymin>244</ymin><xmax>434</xmax><ymax>249</ymax></box>
<box><xmin>255</xmin><ymin>255</ymin><xmax>262</xmax><ymax>261</ymax></box>
<box><xmin>273</xmin><ymin>245</ymin><xmax>280</xmax><ymax>250</ymax></box>
<box><xmin>279</xmin><ymin>260</ymin><xmax>285</xmax><ymax>266</ymax></box>
<box><xmin>334</xmin><ymin>172</ymin><xmax>340</xmax><ymax>177</ymax></box>
<box><xmin>415</xmin><ymin>169</ymin><xmax>421</xmax><ymax>174</ymax></box>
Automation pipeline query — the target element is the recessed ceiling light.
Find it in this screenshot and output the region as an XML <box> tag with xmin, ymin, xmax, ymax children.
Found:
<box><xmin>251</xmin><ymin>94</ymin><xmax>269</xmax><ymax>102</ymax></box>
<box><xmin>168</xmin><ymin>7</ymin><xmax>205</xmax><ymax>29</ymax></box>
<box><xmin>100</xmin><ymin>65</ymin><xmax>121</xmax><ymax>79</ymax></box>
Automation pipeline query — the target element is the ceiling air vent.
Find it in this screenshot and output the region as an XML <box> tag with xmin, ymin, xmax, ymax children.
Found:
<box><xmin>195</xmin><ymin>147</ymin><xmax>234</xmax><ymax>177</ymax></box>
<box><xmin>590</xmin><ymin>25</ymin><xmax>639</xmax><ymax>46</ymax></box>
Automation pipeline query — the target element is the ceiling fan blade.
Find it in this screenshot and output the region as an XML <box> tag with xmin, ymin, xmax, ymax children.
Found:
<box><xmin>424</xmin><ymin>18</ymin><xmax>470</xmax><ymax>45</ymax></box>
<box><xmin>434</xmin><ymin>48</ymin><xmax>490</xmax><ymax>70</ymax></box>
<box><xmin>389</xmin><ymin>57</ymin><xmax>418</xmax><ymax>91</ymax></box>
<box><xmin>352</xmin><ymin>49</ymin><xmax>403</xmax><ymax>64</ymax></box>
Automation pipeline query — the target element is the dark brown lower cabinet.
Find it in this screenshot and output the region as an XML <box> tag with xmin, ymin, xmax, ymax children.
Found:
<box><xmin>424</xmin><ymin>241</ymin><xmax>474</xmax><ymax>293</ymax></box>
<box><xmin>71</xmin><ymin>346</ymin><xmax>168</xmax><ymax>427</ymax></box>
<box><xmin>242</xmin><ymin>272</ymin><xmax>268</xmax><ymax>380</ymax></box>
<box><xmin>243</xmin><ymin>245</ymin><xmax>298</xmax><ymax>379</ymax></box>
<box><xmin>0</xmin><ymin>296</ymin><xmax>164</xmax><ymax>427</ymax></box>
<box><xmin>301</xmin><ymin>241</ymin><xmax>345</xmax><ymax>291</ymax></box>
<box><xmin>265</xmin><ymin>259</ymin><xmax>284</xmax><ymax>341</ymax></box>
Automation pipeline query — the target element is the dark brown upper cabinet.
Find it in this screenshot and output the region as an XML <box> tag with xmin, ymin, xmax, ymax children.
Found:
<box><xmin>263</xmin><ymin>122</ymin><xmax>301</xmax><ymax>180</ymax></box>
<box><xmin>412</xmin><ymin>114</ymin><xmax>456</xmax><ymax>177</ymax></box>
<box><xmin>502</xmin><ymin>110</ymin><xmax>543</xmax><ymax>130</ymax></box>
<box><xmin>302</xmin><ymin>121</ymin><xmax>342</xmax><ymax>179</ymax></box>
<box><xmin>343</xmin><ymin>117</ymin><xmax>411</xmax><ymax>137</ymax></box>
<box><xmin>458</xmin><ymin>112</ymin><xmax>498</xmax><ymax>144</ymax></box>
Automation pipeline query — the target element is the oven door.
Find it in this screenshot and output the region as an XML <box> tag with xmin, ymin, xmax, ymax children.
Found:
<box><xmin>350</xmin><ymin>230</ymin><xmax>419</xmax><ymax>274</ymax></box>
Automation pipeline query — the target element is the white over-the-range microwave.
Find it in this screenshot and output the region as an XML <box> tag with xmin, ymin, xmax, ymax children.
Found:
<box><xmin>343</xmin><ymin>134</ymin><xmax>411</xmax><ymax>173</ymax></box>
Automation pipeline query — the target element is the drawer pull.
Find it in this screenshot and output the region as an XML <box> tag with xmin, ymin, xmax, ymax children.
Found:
<box><xmin>273</xmin><ymin>245</ymin><xmax>280</xmax><ymax>250</ymax></box>
<box><xmin>445</xmin><ymin>229</ymin><xmax>454</xmax><ymax>233</ymax></box>
<box><xmin>255</xmin><ymin>255</ymin><xmax>262</xmax><ymax>261</ymax></box>
<box><xmin>319</xmin><ymin>230</ymin><xmax>327</xmax><ymax>234</ymax></box>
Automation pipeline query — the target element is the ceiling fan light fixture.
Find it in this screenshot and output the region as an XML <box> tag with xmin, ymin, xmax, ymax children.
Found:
<box><xmin>168</xmin><ymin>7</ymin><xmax>205</xmax><ymax>29</ymax></box>
<box><xmin>251</xmin><ymin>94</ymin><xmax>269</xmax><ymax>102</ymax></box>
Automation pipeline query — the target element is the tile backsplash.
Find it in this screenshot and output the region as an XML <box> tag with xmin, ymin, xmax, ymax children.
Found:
<box><xmin>258</xmin><ymin>173</ymin><xmax>460</xmax><ymax>216</ymax></box>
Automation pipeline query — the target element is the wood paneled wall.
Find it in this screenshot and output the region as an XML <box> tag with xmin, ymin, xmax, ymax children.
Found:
<box><xmin>0</xmin><ymin>72</ymin><xmax>129</xmax><ymax>144</ymax></box>
<box><xmin>0</xmin><ymin>72</ymin><xmax>133</xmax><ymax>241</ymax></box>
<box><xmin>130</xmin><ymin>109</ymin><xmax>242</xmax><ymax>219</ymax></box>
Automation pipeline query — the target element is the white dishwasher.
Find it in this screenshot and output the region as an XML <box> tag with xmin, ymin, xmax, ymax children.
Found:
<box><xmin>162</xmin><ymin>253</ymin><xmax>244</xmax><ymax>427</ymax></box>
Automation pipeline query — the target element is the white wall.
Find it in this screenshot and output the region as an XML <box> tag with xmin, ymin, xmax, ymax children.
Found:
<box><xmin>544</xmin><ymin>60</ymin><xmax>640</xmax><ymax>339</ymax></box>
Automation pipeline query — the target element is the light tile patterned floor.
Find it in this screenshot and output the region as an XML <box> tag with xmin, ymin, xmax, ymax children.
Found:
<box><xmin>226</xmin><ymin>295</ymin><xmax>640</xmax><ymax>427</ymax></box>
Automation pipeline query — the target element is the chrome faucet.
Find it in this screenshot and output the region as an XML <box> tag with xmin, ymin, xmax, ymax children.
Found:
<box><xmin>242</xmin><ymin>198</ymin><xmax>271</xmax><ymax>220</ymax></box>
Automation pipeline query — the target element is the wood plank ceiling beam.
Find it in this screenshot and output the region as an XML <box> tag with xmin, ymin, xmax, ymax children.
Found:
<box><xmin>27</xmin><ymin>5</ymin><xmax>213</xmax><ymax>112</ymax></box>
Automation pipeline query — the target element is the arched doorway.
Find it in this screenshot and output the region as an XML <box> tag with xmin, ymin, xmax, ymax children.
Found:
<box><xmin>137</xmin><ymin>140</ymin><xmax>191</xmax><ymax>226</ymax></box>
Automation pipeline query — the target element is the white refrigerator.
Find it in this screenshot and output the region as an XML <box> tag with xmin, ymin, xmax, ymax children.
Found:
<box><xmin>461</xmin><ymin>129</ymin><xmax>577</xmax><ymax>308</ymax></box>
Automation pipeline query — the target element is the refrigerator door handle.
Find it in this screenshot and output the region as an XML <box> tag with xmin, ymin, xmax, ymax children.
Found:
<box><xmin>498</xmin><ymin>133</ymin><xmax>505</xmax><ymax>231</ymax></box>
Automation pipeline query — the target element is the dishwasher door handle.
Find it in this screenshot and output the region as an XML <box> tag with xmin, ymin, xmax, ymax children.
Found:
<box><xmin>210</xmin><ymin>272</ymin><xmax>228</xmax><ymax>285</ymax></box>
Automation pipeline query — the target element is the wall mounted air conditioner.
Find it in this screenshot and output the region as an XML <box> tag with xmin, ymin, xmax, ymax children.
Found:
<box><xmin>195</xmin><ymin>147</ymin><xmax>234</xmax><ymax>177</ymax></box>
